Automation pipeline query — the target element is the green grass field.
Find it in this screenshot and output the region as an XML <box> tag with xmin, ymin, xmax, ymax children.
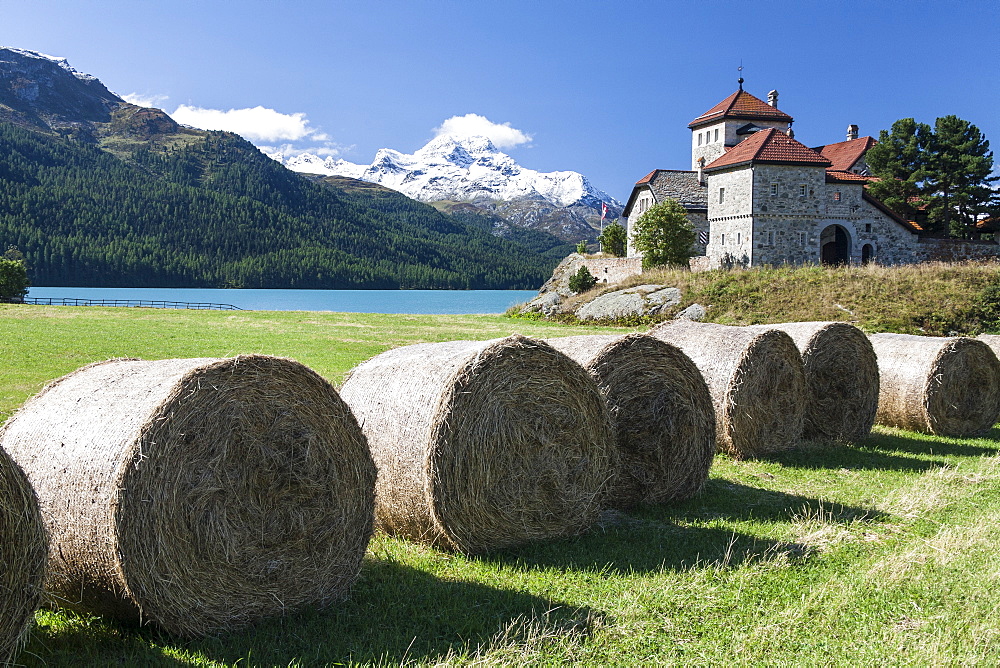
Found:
<box><xmin>3</xmin><ymin>304</ymin><xmax>1000</xmax><ymax>666</ymax></box>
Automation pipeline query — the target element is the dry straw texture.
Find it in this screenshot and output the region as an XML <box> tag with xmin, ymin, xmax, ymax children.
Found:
<box><xmin>870</xmin><ymin>333</ymin><xmax>1000</xmax><ymax>436</ymax></box>
<box><xmin>544</xmin><ymin>334</ymin><xmax>715</xmax><ymax>506</ymax></box>
<box><xmin>648</xmin><ymin>321</ymin><xmax>806</xmax><ymax>458</ymax></box>
<box><xmin>976</xmin><ymin>334</ymin><xmax>1000</xmax><ymax>360</ymax></box>
<box><xmin>0</xmin><ymin>446</ymin><xmax>46</xmax><ymax>665</ymax></box>
<box><xmin>339</xmin><ymin>334</ymin><xmax>616</xmax><ymax>554</ymax></box>
<box><xmin>0</xmin><ymin>355</ymin><xmax>376</xmax><ymax>638</ymax></box>
<box><xmin>754</xmin><ymin>322</ymin><xmax>879</xmax><ymax>442</ymax></box>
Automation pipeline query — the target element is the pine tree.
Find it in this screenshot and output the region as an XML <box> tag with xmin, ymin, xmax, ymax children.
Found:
<box><xmin>866</xmin><ymin>115</ymin><xmax>996</xmax><ymax>237</ymax></box>
<box><xmin>598</xmin><ymin>219</ymin><xmax>627</xmax><ymax>257</ymax></box>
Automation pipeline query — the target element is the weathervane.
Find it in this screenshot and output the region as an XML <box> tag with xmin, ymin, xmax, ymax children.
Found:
<box><xmin>738</xmin><ymin>63</ymin><xmax>744</xmax><ymax>90</ymax></box>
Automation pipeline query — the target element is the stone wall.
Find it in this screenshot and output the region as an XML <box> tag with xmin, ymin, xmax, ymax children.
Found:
<box><xmin>581</xmin><ymin>256</ymin><xmax>644</xmax><ymax>284</ymax></box>
<box><xmin>913</xmin><ymin>238</ymin><xmax>1000</xmax><ymax>263</ymax></box>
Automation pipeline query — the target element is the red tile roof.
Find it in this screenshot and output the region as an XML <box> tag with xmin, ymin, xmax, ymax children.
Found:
<box><xmin>636</xmin><ymin>169</ymin><xmax>658</xmax><ymax>185</ymax></box>
<box><xmin>689</xmin><ymin>89</ymin><xmax>793</xmax><ymax>128</ymax></box>
<box><xmin>704</xmin><ymin>128</ymin><xmax>832</xmax><ymax>171</ymax></box>
<box><xmin>825</xmin><ymin>170</ymin><xmax>874</xmax><ymax>183</ymax></box>
<box><xmin>812</xmin><ymin>136</ymin><xmax>877</xmax><ymax>171</ymax></box>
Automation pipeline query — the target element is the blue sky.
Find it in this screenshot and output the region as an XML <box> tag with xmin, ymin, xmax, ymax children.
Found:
<box><xmin>3</xmin><ymin>0</ymin><xmax>998</xmax><ymax>202</ymax></box>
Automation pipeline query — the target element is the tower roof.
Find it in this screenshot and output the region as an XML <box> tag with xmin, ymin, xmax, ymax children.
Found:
<box><xmin>688</xmin><ymin>89</ymin><xmax>793</xmax><ymax>129</ymax></box>
<box><xmin>704</xmin><ymin>128</ymin><xmax>831</xmax><ymax>171</ymax></box>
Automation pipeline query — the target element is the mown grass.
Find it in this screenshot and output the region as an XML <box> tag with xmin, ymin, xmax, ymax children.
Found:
<box><xmin>546</xmin><ymin>260</ymin><xmax>1000</xmax><ymax>335</ymax></box>
<box><xmin>4</xmin><ymin>304</ymin><xmax>1000</xmax><ymax>665</ymax></box>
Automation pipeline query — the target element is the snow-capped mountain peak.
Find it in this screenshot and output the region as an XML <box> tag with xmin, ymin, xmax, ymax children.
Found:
<box><xmin>2</xmin><ymin>47</ymin><xmax>99</xmax><ymax>82</ymax></box>
<box><xmin>266</xmin><ymin>134</ymin><xmax>620</xmax><ymax>211</ymax></box>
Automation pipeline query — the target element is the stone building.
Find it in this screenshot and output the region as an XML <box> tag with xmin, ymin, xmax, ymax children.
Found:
<box><xmin>622</xmin><ymin>83</ymin><xmax>998</xmax><ymax>268</ymax></box>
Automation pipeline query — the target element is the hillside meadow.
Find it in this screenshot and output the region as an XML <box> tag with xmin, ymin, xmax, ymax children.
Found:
<box><xmin>2</xmin><ymin>303</ymin><xmax>1000</xmax><ymax>665</ymax></box>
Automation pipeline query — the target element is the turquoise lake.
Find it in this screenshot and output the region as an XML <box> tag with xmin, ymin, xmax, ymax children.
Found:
<box><xmin>25</xmin><ymin>287</ymin><xmax>538</xmax><ymax>314</ymax></box>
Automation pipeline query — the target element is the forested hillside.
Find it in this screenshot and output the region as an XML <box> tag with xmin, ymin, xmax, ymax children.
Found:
<box><xmin>0</xmin><ymin>122</ymin><xmax>559</xmax><ymax>289</ymax></box>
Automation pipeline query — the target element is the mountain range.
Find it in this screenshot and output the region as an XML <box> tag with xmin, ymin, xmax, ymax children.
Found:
<box><xmin>0</xmin><ymin>47</ymin><xmax>572</xmax><ymax>290</ymax></box>
<box><xmin>267</xmin><ymin>133</ymin><xmax>623</xmax><ymax>242</ymax></box>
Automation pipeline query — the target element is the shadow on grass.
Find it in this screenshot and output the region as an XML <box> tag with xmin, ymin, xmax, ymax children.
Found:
<box><xmin>763</xmin><ymin>438</ymin><xmax>947</xmax><ymax>471</ymax></box>
<box><xmin>164</xmin><ymin>559</ymin><xmax>600</xmax><ymax>666</ymax></box>
<box><xmin>483</xmin><ymin>479</ymin><xmax>883</xmax><ymax>575</ymax></box>
<box><xmin>668</xmin><ymin>479</ymin><xmax>886</xmax><ymax>524</ymax></box>
<box><xmin>862</xmin><ymin>426</ymin><xmax>1000</xmax><ymax>458</ymax></box>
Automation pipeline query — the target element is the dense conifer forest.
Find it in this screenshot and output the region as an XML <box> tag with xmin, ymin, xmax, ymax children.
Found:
<box><xmin>0</xmin><ymin>123</ymin><xmax>559</xmax><ymax>289</ymax></box>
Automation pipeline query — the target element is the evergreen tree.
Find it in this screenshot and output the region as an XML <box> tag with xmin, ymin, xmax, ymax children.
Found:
<box><xmin>568</xmin><ymin>264</ymin><xmax>596</xmax><ymax>293</ymax></box>
<box><xmin>866</xmin><ymin>115</ymin><xmax>996</xmax><ymax>237</ymax></box>
<box><xmin>865</xmin><ymin>118</ymin><xmax>932</xmax><ymax>222</ymax></box>
<box><xmin>598</xmin><ymin>219</ymin><xmax>627</xmax><ymax>257</ymax></box>
<box><xmin>632</xmin><ymin>199</ymin><xmax>695</xmax><ymax>269</ymax></box>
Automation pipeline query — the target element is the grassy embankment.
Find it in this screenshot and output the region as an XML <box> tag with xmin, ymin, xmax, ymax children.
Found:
<box><xmin>546</xmin><ymin>261</ymin><xmax>1000</xmax><ymax>335</ymax></box>
<box><xmin>2</xmin><ymin>289</ymin><xmax>1000</xmax><ymax>665</ymax></box>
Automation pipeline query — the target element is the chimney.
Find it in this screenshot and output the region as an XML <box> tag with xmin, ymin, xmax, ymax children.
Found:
<box><xmin>697</xmin><ymin>157</ymin><xmax>705</xmax><ymax>185</ymax></box>
<box><xmin>786</xmin><ymin>123</ymin><xmax>795</xmax><ymax>139</ymax></box>
<box><xmin>767</xmin><ymin>89</ymin><xmax>779</xmax><ymax>107</ymax></box>
<box><xmin>847</xmin><ymin>124</ymin><xmax>859</xmax><ymax>141</ymax></box>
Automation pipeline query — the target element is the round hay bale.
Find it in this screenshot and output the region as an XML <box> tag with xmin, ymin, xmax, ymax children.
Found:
<box><xmin>755</xmin><ymin>322</ymin><xmax>879</xmax><ymax>442</ymax></box>
<box><xmin>0</xmin><ymin>446</ymin><xmax>46</xmax><ymax>665</ymax></box>
<box><xmin>544</xmin><ymin>334</ymin><xmax>715</xmax><ymax>507</ymax></box>
<box><xmin>0</xmin><ymin>355</ymin><xmax>376</xmax><ymax>638</ymax></box>
<box><xmin>648</xmin><ymin>321</ymin><xmax>806</xmax><ymax>458</ymax></box>
<box><xmin>976</xmin><ymin>334</ymin><xmax>1000</xmax><ymax>360</ymax></box>
<box><xmin>870</xmin><ymin>333</ymin><xmax>1000</xmax><ymax>436</ymax></box>
<box><xmin>339</xmin><ymin>334</ymin><xmax>616</xmax><ymax>554</ymax></box>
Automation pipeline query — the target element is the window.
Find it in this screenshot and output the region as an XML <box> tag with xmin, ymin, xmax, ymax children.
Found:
<box><xmin>737</xmin><ymin>232</ymin><xmax>741</xmax><ymax>245</ymax></box>
<box><xmin>798</xmin><ymin>231</ymin><xmax>806</xmax><ymax>245</ymax></box>
<box><xmin>865</xmin><ymin>223</ymin><xmax>872</xmax><ymax>233</ymax></box>
<box><xmin>698</xmin><ymin>133</ymin><xmax>702</xmax><ymax>146</ymax></box>
<box><xmin>719</xmin><ymin>187</ymin><xmax>725</xmax><ymax>203</ymax></box>
<box><xmin>721</xmin><ymin>234</ymin><xmax>726</xmax><ymax>246</ymax></box>
<box><xmin>770</xmin><ymin>183</ymin><xmax>778</xmax><ymax>196</ymax></box>
<box><xmin>766</xmin><ymin>231</ymin><xmax>775</xmax><ymax>246</ymax></box>
<box><xmin>799</xmin><ymin>184</ymin><xmax>807</xmax><ymax>197</ymax></box>
<box><xmin>714</xmin><ymin>128</ymin><xmax>719</xmax><ymax>142</ymax></box>
<box><xmin>833</xmin><ymin>191</ymin><xmax>841</xmax><ymax>201</ymax></box>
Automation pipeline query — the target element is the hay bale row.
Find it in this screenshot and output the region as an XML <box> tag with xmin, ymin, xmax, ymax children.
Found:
<box><xmin>870</xmin><ymin>333</ymin><xmax>1000</xmax><ymax>437</ymax></box>
<box><xmin>753</xmin><ymin>322</ymin><xmax>879</xmax><ymax>442</ymax></box>
<box><xmin>0</xmin><ymin>446</ymin><xmax>46</xmax><ymax>665</ymax></box>
<box><xmin>339</xmin><ymin>335</ymin><xmax>617</xmax><ymax>554</ymax></box>
<box><xmin>0</xmin><ymin>355</ymin><xmax>376</xmax><ymax>638</ymax></box>
<box><xmin>544</xmin><ymin>334</ymin><xmax>715</xmax><ymax>507</ymax></box>
<box><xmin>649</xmin><ymin>320</ymin><xmax>806</xmax><ymax>459</ymax></box>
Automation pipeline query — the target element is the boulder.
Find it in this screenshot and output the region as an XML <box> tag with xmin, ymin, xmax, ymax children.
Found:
<box><xmin>575</xmin><ymin>285</ymin><xmax>681</xmax><ymax>321</ymax></box>
<box><xmin>675</xmin><ymin>303</ymin><xmax>707</xmax><ymax>321</ymax></box>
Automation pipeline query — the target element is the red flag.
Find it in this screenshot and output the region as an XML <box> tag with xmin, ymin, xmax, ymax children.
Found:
<box><xmin>601</xmin><ymin>202</ymin><xmax>608</xmax><ymax>221</ymax></box>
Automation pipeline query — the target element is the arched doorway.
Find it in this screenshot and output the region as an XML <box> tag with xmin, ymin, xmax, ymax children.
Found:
<box><xmin>861</xmin><ymin>244</ymin><xmax>874</xmax><ymax>265</ymax></box>
<box><xmin>820</xmin><ymin>225</ymin><xmax>852</xmax><ymax>265</ymax></box>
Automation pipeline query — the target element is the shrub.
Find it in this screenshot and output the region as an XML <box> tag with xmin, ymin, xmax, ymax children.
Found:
<box><xmin>632</xmin><ymin>199</ymin><xmax>695</xmax><ymax>269</ymax></box>
<box><xmin>568</xmin><ymin>265</ymin><xmax>597</xmax><ymax>293</ymax></box>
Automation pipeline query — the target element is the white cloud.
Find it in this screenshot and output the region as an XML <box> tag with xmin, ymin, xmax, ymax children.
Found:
<box><xmin>258</xmin><ymin>142</ymin><xmax>352</xmax><ymax>159</ymax></box>
<box><xmin>433</xmin><ymin>113</ymin><xmax>533</xmax><ymax>148</ymax></box>
<box><xmin>169</xmin><ymin>104</ymin><xmax>326</xmax><ymax>143</ymax></box>
<box><xmin>122</xmin><ymin>92</ymin><xmax>170</xmax><ymax>108</ymax></box>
